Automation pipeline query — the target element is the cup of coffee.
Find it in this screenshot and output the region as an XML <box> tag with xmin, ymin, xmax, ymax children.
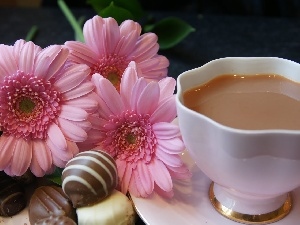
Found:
<box><xmin>176</xmin><ymin>57</ymin><xmax>300</xmax><ymax>224</ymax></box>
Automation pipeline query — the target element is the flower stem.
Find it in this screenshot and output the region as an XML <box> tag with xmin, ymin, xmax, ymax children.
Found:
<box><xmin>25</xmin><ymin>25</ymin><xmax>38</xmax><ymax>41</ymax></box>
<box><xmin>57</xmin><ymin>0</ymin><xmax>84</xmax><ymax>42</ymax></box>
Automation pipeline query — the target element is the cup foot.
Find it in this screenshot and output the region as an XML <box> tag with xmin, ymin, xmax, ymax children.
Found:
<box><xmin>208</xmin><ymin>182</ymin><xmax>292</xmax><ymax>224</ymax></box>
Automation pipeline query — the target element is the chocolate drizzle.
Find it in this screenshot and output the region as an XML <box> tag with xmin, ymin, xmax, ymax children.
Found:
<box><xmin>62</xmin><ymin>150</ymin><xmax>118</xmax><ymax>208</ymax></box>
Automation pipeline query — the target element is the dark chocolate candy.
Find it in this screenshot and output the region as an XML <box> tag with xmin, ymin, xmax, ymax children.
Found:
<box><xmin>28</xmin><ymin>185</ymin><xmax>77</xmax><ymax>225</ymax></box>
<box><xmin>62</xmin><ymin>150</ymin><xmax>118</xmax><ymax>208</ymax></box>
<box><xmin>0</xmin><ymin>172</ymin><xmax>26</xmax><ymax>217</ymax></box>
<box><xmin>34</xmin><ymin>215</ymin><xmax>77</xmax><ymax>225</ymax></box>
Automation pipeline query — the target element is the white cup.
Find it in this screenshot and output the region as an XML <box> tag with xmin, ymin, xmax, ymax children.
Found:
<box><xmin>176</xmin><ymin>57</ymin><xmax>300</xmax><ymax>224</ymax></box>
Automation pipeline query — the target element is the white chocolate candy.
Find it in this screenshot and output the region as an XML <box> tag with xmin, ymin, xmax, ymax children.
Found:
<box><xmin>77</xmin><ymin>190</ymin><xmax>136</xmax><ymax>225</ymax></box>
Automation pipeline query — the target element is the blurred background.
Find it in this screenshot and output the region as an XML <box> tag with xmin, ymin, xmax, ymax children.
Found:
<box><xmin>2</xmin><ymin>0</ymin><xmax>300</xmax><ymax>17</ymax></box>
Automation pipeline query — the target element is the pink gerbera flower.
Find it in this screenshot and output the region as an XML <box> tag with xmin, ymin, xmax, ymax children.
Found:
<box><xmin>89</xmin><ymin>62</ymin><xmax>191</xmax><ymax>198</ymax></box>
<box><xmin>0</xmin><ymin>40</ymin><xmax>98</xmax><ymax>177</ymax></box>
<box><xmin>65</xmin><ymin>15</ymin><xmax>169</xmax><ymax>91</ymax></box>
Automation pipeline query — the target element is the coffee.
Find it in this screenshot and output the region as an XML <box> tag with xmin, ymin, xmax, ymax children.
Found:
<box><xmin>183</xmin><ymin>74</ymin><xmax>300</xmax><ymax>130</ymax></box>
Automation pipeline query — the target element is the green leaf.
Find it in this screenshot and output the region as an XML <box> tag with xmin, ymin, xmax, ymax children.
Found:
<box><xmin>86</xmin><ymin>0</ymin><xmax>145</xmax><ymax>21</ymax></box>
<box><xmin>144</xmin><ymin>17</ymin><xmax>196</xmax><ymax>50</ymax></box>
<box><xmin>99</xmin><ymin>2</ymin><xmax>135</xmax><ymax>24</ymax></box>
<box><xmin>25</xmin><ymin>25</ymin><xmax>39</xmax><ymax>42</ymax></box>
<box><xmin>45</xmin><ymin>167</ymin><xmax>63</xmax><ymax>186</ymax></box>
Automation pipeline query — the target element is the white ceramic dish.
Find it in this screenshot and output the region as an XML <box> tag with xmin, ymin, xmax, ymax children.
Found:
<box><xmin>131</xmin><ymin>149</ymin><xmax>300</xmax><ymax>225</ymax></box>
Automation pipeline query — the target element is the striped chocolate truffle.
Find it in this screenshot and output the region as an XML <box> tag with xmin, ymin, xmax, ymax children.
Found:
<box><xmin>61</xmin><ymin>149</ymin><xmax>118</xmax><ymax>208</ymax></box>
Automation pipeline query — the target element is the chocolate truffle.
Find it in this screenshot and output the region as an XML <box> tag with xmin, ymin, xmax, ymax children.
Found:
<box><xmin>28</xmin><ymin>185</ymin><xmax>77</xmax><ymax>225</ymax></box>
<box><xmin>0</xmin><ymin>172</ymin><xmax>26</xmax><ymax>217</ymax></box>
<box><xmin>62</xmin><ymin>149</ymin><xmax>118</xmax><ymax>208</ymax></box>
<box><xmin>34</xmin><ymin>215</ymin><xmax>77</xmax><ymax>225</ymax></box>
<box><xmin>77</xmin><ymin>190</ymin><xmax>136</xmax><ymax>225</ymax></box>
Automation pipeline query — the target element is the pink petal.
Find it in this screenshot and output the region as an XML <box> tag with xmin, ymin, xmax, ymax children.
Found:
<box><xmin>102</xmin><ymin>17</ymin><xmax>121</xmax><ymax>54</ymax></box>
<box><xmin>120</xmin><ymin>66</ymin><xmax>138</xmax><ymax>107</ymax></box>
<box><xmin>136</xmin><ymin>81</ymin><xmax>159</xmax><ymax>115</ymax></box>
<box><xmin>66</xmin><ymin>93</ymin><xmax>98</xmax><ymax>113</ymax></box>
<box><xmin>154</xmin><ymin>184</ymin><xmax>174</xmax><ymax>198</ymax></box>
<box><xmin>130</xmin><ymin>78</ymin><xmax>148</xmax><ymax>109</ymax></box>
<box><xmin>10</xmin><ymin>138</ymin><xmax>32</xmax><ymax>176</ymax></box>
<box><xmin>158</xmin><ymin>77</ymin><xmax>176</xmax><ymax>101</ymax></box>
<box><xmin>157</xmin><ymin>137</ymin><xmax>185</xmax><ymax>154</ymax></box>
<box><xmin>150</xmin><ymin>96</ymin><xmax>176</xmax><ymax>123</ymax></box>
<box><xmin>0</xmin><ymin>45</ymin><xmax>17</xmax><ymax>76</ymax></box>
<box><xmin>65</xmin><ymin>41</ymin><xmax>99</xmax><ymax>66</ymax></box>
<box><xmin>152</xmin><ymin>122</ymin><xmax>181</xmax><ymax>139</ymax></box>
<box><xmin>117</xmin><ymin>159</ymin><xmax>133</xmax><ymax>194</ymax></box>
<box><xmin>57</xmin><ymin>117</ymin><xmax>88</xmax><ymax>142</ymax></box>
<box><xmin>98</xmin><ymin>77</ymin><xmax>124</xmax><ymax>115</ymax></box>
<box><xmin>59</xmin><ymin>105</ymin><xmax>88</xmax><ymax>121</ymax></box>
<box><xmin>32</xmin><ymin>139</ymin><xmax>52</xmax><ymax>172</ymax></box>
<box><xmin>166</xmin><ymin>164</ymin><xmax>192</xmax><ymax>180</ymax></box>
<box><xmin>133</xmin><ymin>33</ymin><xmax>159</xmax><ymax>61</ymax></box>
<box><xmin>13</xmin><ymin>39</ymin><xmax>26</xmax><ymax>58</ymax></box>
<box><xmin>148</xmin><ymin>159</ymin><xmax>172</xmax><ymax>192</ymax></box>
<box><xmin>30</xmin><ymin>155</ymin><xmax>46</xmax><ymax>177</ymax></box>
<box><xmin>0</xmin><ymin>135</ymin><xmax>15</xmax><ymax>170</ymax></box>
<box><xmin>128</xmin><ymin>173</ymin><xmax>141</xmax><ymax>197</ymax></box>
<box><xmin>18</xmin><ymin>41</ymin><xmax>36</xmax><ymax>74</ymax></box>
<box><xmin>136</xmin><ymin>162</ymin><xmax>154</xmax><ymax>196</ymax></box>
<box><xmin>67</xmin><ymin>139</ymin><xmax>80</xmax><ymax>156</ymax></box>
<box><xmin>47</xmin><ymin>123</ymin><xmax>67</xmax><ymax>151</ymax></box>
<box><xmin>156</xmin><ymin>148</ymin><xmax>184</xmax><ymax>167</ymax></box>
<box><xmin>119</xmin><ymin>20</ymin><xmax>141</xmax><ymax>38</ymax></box>
<box><xmin>131</xmin><ymin>169</ymin><xmax>148</xmax><ymax>197</ymax></box>
<box><xmin>54</xmin><ymin>64</ymin><xmax>90</xmax><ymax>93</ymax></box>
<box><xmin>34</xmin><ymin>45</ymin><xmax>67</xmax><ymax>80</ymax></box>
<box><xmin>63</xmin><ymin>82</ymin><xmax>95</xmax><ymax>100</ymax></box>
<box><xmin>46</xmin><ymin>136</ymin><xmax>71</xmax><ymax>162</ymax></box>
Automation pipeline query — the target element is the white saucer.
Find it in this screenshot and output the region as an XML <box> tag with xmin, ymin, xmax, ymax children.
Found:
<box><xmin>131</xmin><ymin>150</ymin><xmax>300</xmax><ymax>225</ymax></box>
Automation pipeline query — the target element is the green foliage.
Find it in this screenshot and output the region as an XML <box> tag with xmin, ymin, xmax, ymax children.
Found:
<box><xmin>144</xmin><ymin>17</ymin><xmax>196</xmax><ymax>50</ymax></box>
<box><xmin>59</xmin><ymin>0</ymin><xmax>195</xmax><ymax>49</ymax></box>
<box><xmin>86</xmin><ymin>0</ymin><xmax>145</xmax><ymax>21</ymax></box>
<box><xmin>45</xmin><ymin>167</ymin><xmax>63</xmax><ymax>185</ymax></box>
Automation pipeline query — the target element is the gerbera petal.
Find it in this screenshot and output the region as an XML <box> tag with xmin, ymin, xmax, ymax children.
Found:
<box><xmin>117</xmin><ymin>159</ymin><xmax>133</xmax><ymax>194</ymax></box>
<box><xmin>0</xmin><ymin>135</ymin><xmax>15</xmax><ymax>170</ymax></box>
<box><xmin>120</xmin><ymin>64</ymin><xmax>138</xmax><ymax>107</ymax></box>
<box><xmin>97</xmin><ymin>77</ymin><xmax>124</xmax><ymax>115</ymax></box>
<box><xmin>65</xmin><ymin>41</ymin><xmax>99</xmax><ymax>66</ymax></box>
<box><xmin>131</xmin><ymin>169</ymin><xmax>148</xmax><ymax>197</ymax></box>
<box><xmin>136</xmin><ymin>162</ymin><xmax>154</xmax><ymax>195</ymax></box>
<box><xmin>46</xmin><ymin>136</ymin><xmax>71</xmax><ymax>161</ymax></box>
<box><xmin>83</xmin><ymin>15</ymin><xmax>106</xmax><ymax>56</ymax></box>
<box><xmin>30</xmin><ymin>155</ymin><xmax>46</xmax><ymax>177</ymax></box>
<box><xmin>128</xmin><ymin>173</ymin><xmax>141</xmax><ymax>197</ymax></box>
<box><xmin>156</xmin><ymin>148</ymin><xmax>184</xmax><ymax>167</ymax></box>
<box><xmin>157</xmin><ymin>137</ymin><xmax>185</xmax><ymax>154</ymax></box>
<box><xmin>119</xmin><ymin>20</ymin><xmax>141</xmax><ymax>38</ymax></box>
<box><xmin>0</xmin><ymin>44</ymin><xmax>17</xmax><ymax>76</ymax></box>
<box><xmin>148</xmin><ymin>159</ymin><xmax>173</xmax><ymax>192</ymax></box>
<box><xmin>158</xmin><ymin>77</ymin><xmax>176</xmax><ymax>101</ymax></box>
<box><xmin>152</xmin><ymin>122</ymin><xmax>181</xmax><ymax>139</ymax></box>
<box><xmin>32</xmin><ymin>139</ymin><xmax>52</xmax><ymax>172</ymax></box>
<box><xmin>19</xmin><ymin>41</ymin><xmax>36</xmax><ymax>74</ymax></box>
<box><xmin>47</xmin><ymin>123</ymin><xmax>67</xmax><ymax>151</ymax></box>
<box><xmin>12</xmin><ymin>39</ymin><xmax>26</xmax><ymax>58</ymax></box>
<box><xmin>10</xmin><ymin>138</ymin><xmax>32</xmax><ymax>176</ymax></box>
<box><xmin>35</xmin><ymin>45</ymin><xmax>66</xmax><ymax>80</ymax></box>
<box><xmin>150</xmin><ymin>96</ymin><xmax>177</xmax><ymax>123</ymax></box>
<box><xmin>166</xmin><ymin>164</ymin><xmax>192</xmax><ymax>180</ymax></box>
<box><xmin>57</xmin><ymin>117</ymin><xmax>88</xmax><ymax>142</ymax></box>
<box><xmin>66</xmin><ymin>93</ymin><xmax>98</xmax><ymax>113</ymax></box>
<box><xmin>130</xmin><ymin>78</ymin><xmax>148</xmax><ymax>110</ymax></box>
<box><xmin>132</xmin><ymin>33</ymin><xmax>159</xmax><ymax>61</ymax></box>
<box><xmin>54</xmin><ymin>64</ymin><xmax>90</xmax><ymax>93</ymax></box>
<box><xmin>63</xmin><ymin>82</ymin><xmax>95</xmax><ymax>100</ymax></box>
<box><xmin>136</xmin><ymin>81</ymin><xmax>159</xmax><ymax>115</ymax></box>
<box><xmin>59</xmin><ymin>105</ymin><xmax>88</xmax><ymax>122</ymax></box>
<box><xmin>103</xmin><ymin>17</ymin><xmax>121</xmax><ymax>54</ymax></box>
